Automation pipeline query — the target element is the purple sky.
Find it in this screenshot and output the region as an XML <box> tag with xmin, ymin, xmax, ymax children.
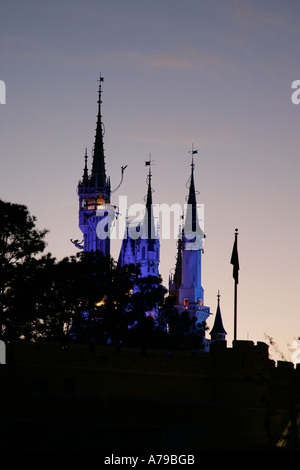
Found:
<box><xmin>0</xmin><ymin>0</ymin><xmax>299</xmax><ymax>361</ymax></box>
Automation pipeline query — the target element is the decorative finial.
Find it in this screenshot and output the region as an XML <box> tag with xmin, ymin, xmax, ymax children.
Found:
<box><xmin>189</xmin><ymin>143</ymin><xmax>198</xmax><ymax>170</ymax></box>
<box><xmin>97</xmin><ymin>74</ymin><xmax>104</xmax><ymax>105</ymax></box>
<box><xmin>145</xmin><ymin>153</ymin><xmax>153</xmax><ymax>178</ymax></box>
<box><xmin>98</xmin><ymin>73</ymin><xmax>104</xmax><ymax>87</ymax></box>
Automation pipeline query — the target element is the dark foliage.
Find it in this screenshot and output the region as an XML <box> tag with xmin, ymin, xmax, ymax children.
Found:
<box><xmin>0</xmin><ymin>199</ymin><xmax>207</xmax><ymax>352</ymax></box>
<box><xmin>0</xmin><ymin>200</ymin><xmax>49</xmax><ymax>340</ymax></box>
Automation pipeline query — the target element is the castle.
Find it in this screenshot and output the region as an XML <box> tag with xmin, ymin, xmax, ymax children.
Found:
<box><xmin>2</xmin><ymin>78</ymin><xmax>299</xmax><ymax>452</ymax></box>
<box><xmin>76</xmin><ymin>77</ymin><xmax>227</xmax><ymax>348</ymax></box>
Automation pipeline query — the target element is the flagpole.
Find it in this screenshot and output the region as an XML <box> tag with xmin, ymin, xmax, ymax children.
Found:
<box><xmin>234</xmin><ymin>261</ymin><xmax>237</xmax><ymax>341</ymax></box>
<box><xmin>231</xmin><ymin>228</ymin><xmax>239</xmax><ymax>342</ymax></box>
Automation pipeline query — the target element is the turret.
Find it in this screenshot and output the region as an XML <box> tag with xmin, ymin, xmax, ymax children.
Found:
<box><xmin>210</xmin><ymin>291</ymin><xmax>227</xmax><ymax>344</ymax></box>
<box><xmin>77</xmin><ymin>76</ymin><xmax>114</xmax><ymax>256</ymax></box>
<box><xmin>174</xmin><ymin>150</ymin><xmax>211</xmax><ymax>334</ymax></box>
<box><xmin>118</xmin><ymin>160</ymin><xmax>160</xmax><ymax>278</ymax></box>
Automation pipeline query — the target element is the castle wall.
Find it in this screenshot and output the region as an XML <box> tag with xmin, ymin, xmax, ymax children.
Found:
<box><xmin>1</xmin><ymin>340</ymin><xmax>298</xmax><ymax>450</ymax></box>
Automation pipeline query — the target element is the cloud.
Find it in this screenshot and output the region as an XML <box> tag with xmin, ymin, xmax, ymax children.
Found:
<box><xmin>227</xmin><ymin>0</ymin><xmax>290</xmax><ymax>29</ymax></box>
<box><xmin>120</xmin><ymin>50</ymin><xmax>229</xmax><ymax>73</ymax></box>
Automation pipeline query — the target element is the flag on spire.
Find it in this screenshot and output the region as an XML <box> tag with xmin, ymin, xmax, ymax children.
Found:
<box><xmin>145</xmin><ymin>154</ymin><xmax>152</xmax><ymax>166</ymax></box>
<box><xmin>230</xmin><ymin>229</ymin><xmax>239</xmax><ymax>284</ymax></box>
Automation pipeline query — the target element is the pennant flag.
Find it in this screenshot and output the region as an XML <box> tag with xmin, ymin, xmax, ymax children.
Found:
<box><xmin>192</xmin><ymin>150</ymin><xmax>198</xmax><ymax>154</ymax></box>
<box><xmin>230</xmin><ymin>232</ymin><xmax>239</xmax><ymax>284</ymax></box>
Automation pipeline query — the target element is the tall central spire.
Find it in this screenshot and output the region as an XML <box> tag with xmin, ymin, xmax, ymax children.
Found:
<box><xmin>91</xmin><ymin>75</ymin><xmax>106</xmax><ymax>189</ymax></box>
<box><xmin>77</xmin><ymin>76</ymin><xmax>113</xmax><ymax>257</ymax></box>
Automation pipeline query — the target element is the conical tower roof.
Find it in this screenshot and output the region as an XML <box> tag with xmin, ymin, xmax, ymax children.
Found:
<box><xmin>183</xmin><ymin>157</ymin><xmax>204</xmax><ymax>240</ymax></box>
<box><xmin>210</xmin><ymin>292</ymin><xmax>227</xmax><ymax>338</ymax></box>
<box><xmin>91</xmin><ymin>76</ymin><xmax>106</xmax><ymax>189</ymax></box>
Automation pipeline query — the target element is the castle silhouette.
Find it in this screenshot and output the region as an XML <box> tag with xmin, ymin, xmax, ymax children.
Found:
<box><xmin>75</xmin><ymin>77</ymin><xmax>227</xmax><ymax>350</ymax></box>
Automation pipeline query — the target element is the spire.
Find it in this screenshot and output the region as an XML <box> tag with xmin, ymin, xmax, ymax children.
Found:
<box><xmin>210</xmin><ymin>291</ymin><xmax>227</xmax><ymax>341</ymax></box>
<box><xmin>82</xmin><ymin>148</ymin><xmax>89</xmax><ymax>186</ymax></box>
<box><xmin>188</xmin><ymin>158</ymin><xmax>197</xmax><ymax>232</ymax></box>
<box><xmin>184</xmin><ymin>148</ymin><xmax>202</xmax><ymax>238</ymax></box>
<box><xmin>187</xmin><ymin>158</ymin><xmax>196</xmax><ymax>205</ymax></box>
<box><xmin>146</xmin><ymin>164</ymin><xmax>153</xmax><ymax>210</ymax></box>
<box><xmin>91</xmin><ymin>75</ymin><xmax>106</xmax><ymax>189</ymax></box>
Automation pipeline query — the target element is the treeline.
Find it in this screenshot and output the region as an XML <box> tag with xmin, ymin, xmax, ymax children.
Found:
<box><xmin>0</xmin><ymin>199</ymin><xmax>207</xmax><ymax>351</ymax></box>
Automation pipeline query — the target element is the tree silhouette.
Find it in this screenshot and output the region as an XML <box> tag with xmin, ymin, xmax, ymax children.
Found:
<box><xmin>0</xmin><ymin>200</ymin><xmax>48</xmax><ymax>267</ymax></box>
<box><xmin>0</xmin><ymin>199</ymin><xmax>207</xmax><ymax>352</ymax></box>
<box><xmin>158</xmin><ymin>295</ymin><xmax>208</xmax><ymax>352</ymax></box>
<box><xmin>0</xmin><ymin>200</ymin><xmax>50</xmax><ymax>341</ymax></box>
<box><xmin>100</xmin><ymin>263</ymin><xmax>137</xmax><ymax>350</ymax></box>
<box><xmin>125</xmin><ymin>273</ymin><xmax>167</xmax><ymax>352</ymax></box>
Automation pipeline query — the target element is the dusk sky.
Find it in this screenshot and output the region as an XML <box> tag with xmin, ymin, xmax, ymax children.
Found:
<box><xmin>1</xmin><ymin>0</ymin><xmax>299</xmax><ymax>361</ymax></box>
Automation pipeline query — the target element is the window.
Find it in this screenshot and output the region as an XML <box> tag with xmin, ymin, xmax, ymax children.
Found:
<box><xmin>184</xmin><ymin>298</ymin><xmax>189</xmax><ymax>305</ymax></box>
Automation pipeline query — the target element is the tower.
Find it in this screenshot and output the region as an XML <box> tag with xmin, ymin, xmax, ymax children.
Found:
<box><xmin>77</xmin><ymin>76</ymin><xmax>114</xmax><ymax>256</ymax></box>
<box><xmin>169</xmin><ymin>154</ymin><xmax>211</xmax><ymax>326</ymax></box>
<box><xmin>210</xmin><ymin>291</ymin><xmax>227</xmax><ymax>344</ymax></box>
<box><xmin>118</xmin><ymin>160</ymin><xmax>160</xmax><ymax>278</ymax></box>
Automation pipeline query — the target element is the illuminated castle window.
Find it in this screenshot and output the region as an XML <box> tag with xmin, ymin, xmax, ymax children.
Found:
<box><xmin>87</xmin><ymin>198</ymin><xmax>96</xmax><ymax>210</ymax></box>
<box><xmin>184</xmin><ymin>298</ymin><xmax>189</xmax><ymax>305</ymax></box>
<box><xmin>96</xmin><ymin>196</ymin><xmax>105</xmax><ymax>207</ymax></box>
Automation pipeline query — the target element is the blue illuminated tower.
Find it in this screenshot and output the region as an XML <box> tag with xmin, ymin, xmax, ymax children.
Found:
<box><xmin>77</xmin><ymin>76</ymin><xmax>114</xmax><ymax>256</ymax></box>
<box><xmin>118</xmin><ymin>161</ymin><xmax>160</xmax><ymax>278</ymax></box>
<box><xmin>136</xmin><ymin>162</ymin><xmax>160</xmax><ymax>278</ymax></box>
<box><xmin>169</xmin><ymin>156</ymin><xmax>211</xmax><ymax>325</ymax></box>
